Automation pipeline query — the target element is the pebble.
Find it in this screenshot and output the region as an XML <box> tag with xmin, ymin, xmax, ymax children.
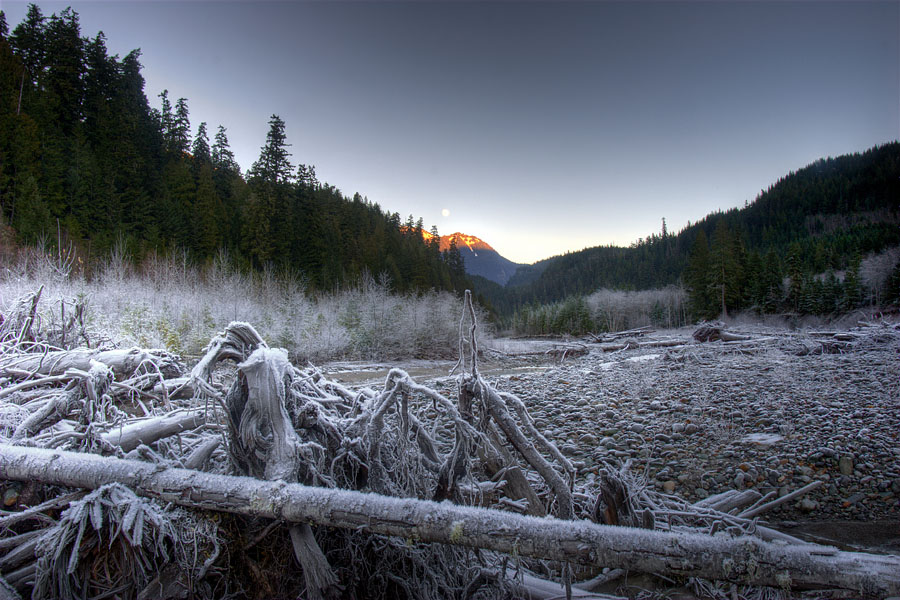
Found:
<box><xmin>839</xmin><ymin>455</ymin><xmax>854</xmax><ymax>476</ymax></box>
<box><xmin>487</xmin><ymin>326</ymin><xmax>899</xmax><ymax>522</ymax></box>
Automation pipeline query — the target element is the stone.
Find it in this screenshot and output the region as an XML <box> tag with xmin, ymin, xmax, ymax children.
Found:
<box><xmin>662</xmin><ymin>480</ymin><xmax>676</xmax><ymax>493</ymax></box>
<box><xmin>839</xmin><ymin>455</ymin><xmax>854</xmax><ymax>476</ymax></box>
<box><xmin>799</xmin><ymin>498</ymin><xmax>818</xmax><ymax>512</ymax></box>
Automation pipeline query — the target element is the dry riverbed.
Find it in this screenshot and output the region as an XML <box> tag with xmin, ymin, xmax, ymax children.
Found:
<box><xmin>331</xmin><ymin>323</ymin><xmax>900</xmax><ymax>553</ymax></box>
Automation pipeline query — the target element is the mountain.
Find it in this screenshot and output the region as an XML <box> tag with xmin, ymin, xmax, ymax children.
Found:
<box><xmin>422</xmin><ymin>231</ymin><xmax>524</xmax><ymax>285</ymax></box>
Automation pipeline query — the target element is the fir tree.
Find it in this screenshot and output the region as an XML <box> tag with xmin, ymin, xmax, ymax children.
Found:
<box><xmin>684</xmin><ymin>229</ymin><xmax>713</xmax><ymax>319</ymax></box>
<box><xmin>212</xmin><ymin>125</ymin><xmax>238</xmax><ymax>173</ymax></box>
<box><xmin>248</xmin><ymin>114</ymin><xmax>292</xmax><ymax>184</ymax></box>
<box><xmin>192</xmin><ymin>121</ymin><xmax>211</xmax><ymax>164</ymax></box>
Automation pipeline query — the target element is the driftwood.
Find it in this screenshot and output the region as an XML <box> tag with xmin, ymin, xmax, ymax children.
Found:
<box><xmin>101</xmin><ymin>409</ymin><xmax>207</xmax><ymax>452</ymax></box>
<box><xmin>4</xmin><ymin>290</ymin><xmax>900</xmax><ymax>599</ymax></box>
<box><xmin>1</xmin><ymin>445</ymin><xmax>898</xmax><ymax>597</ymax></box>
<box><xmin>598</xmin><ymin>338</ymin><xmax>685</xmax><ymax>352</ymax></box>
<box><xmin>693</xmin><ymin>323</ymin><xmax>751</xmax><ymax>343</ymax></box>
<box><xmin>587</xmin><ymin>326</ymin><xmax>654</xmax><ymax>343</ymax></box>
<box><xmin>0</xmin><ymin>347</ymin><xmax>182</xmax><ymax>380</ymax></box>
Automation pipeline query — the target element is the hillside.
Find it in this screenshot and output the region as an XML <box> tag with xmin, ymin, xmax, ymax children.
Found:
<box><xmin>477</xmin><ymin>143</ymin><xmax>900</xmax><ymax>317</ymax></box>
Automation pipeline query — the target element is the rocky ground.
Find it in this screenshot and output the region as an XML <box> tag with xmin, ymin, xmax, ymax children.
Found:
<box><xmin>329</xmin><ymin>321</ymin><xmax>900</xmax><ymax>553</ymax></box>
<box><xmin>494</xmin><ymin>323</ymin><xmax>900</xmax><ymax>550</ymax></box>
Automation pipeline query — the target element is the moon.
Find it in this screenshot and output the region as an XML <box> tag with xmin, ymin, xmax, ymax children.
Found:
<box><xmin>441</xmin><ymin>208</ymin><xmax>450</xmax><ymax>217</ymax></box>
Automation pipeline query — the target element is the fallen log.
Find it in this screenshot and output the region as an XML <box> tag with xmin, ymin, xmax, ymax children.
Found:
<box><xmin>1</xmin><ymin>445</ymin><xmax>898</xmax><ymax>597</ymax></box>
<box><xmin>102</xmin><ymin>410</ymin><xmax>207</xmax><ymax>452</ymax></box>
<box><xmin>0</xmin><ymin>348</ymin><xmax>181</xmax><ymax>380</ymax></box>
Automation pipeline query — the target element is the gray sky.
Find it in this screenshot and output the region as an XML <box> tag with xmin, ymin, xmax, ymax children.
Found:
<box><xmin>3</xmin><ymin>1</ymin><xmax>898</xmax><ymax>263</ymax></box>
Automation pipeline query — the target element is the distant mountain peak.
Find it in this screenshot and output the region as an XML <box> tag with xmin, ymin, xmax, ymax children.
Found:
<box><xmin>420</xmin><ymin>231</ymin><xmax>495</xmax><ymax>254</ymax></box>
<box><xmin>414</xmin><ymin>229</ymin><xmax>522</xmax><ymax>285</ymax></box>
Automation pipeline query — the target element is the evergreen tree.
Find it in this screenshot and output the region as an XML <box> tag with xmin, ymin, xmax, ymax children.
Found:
<box><xmin>172</xmin><ymin>97</ymin><xmax>190</xmax><ymax>154</ymax></box>
<box><xmin>296</xmin><ymin>163</ymin><xmax>318</xmax><ymax>189</ymax></box>
<box><xmin>684</xmin><ymin>229</ymin><xmax>713</xmax><ymax>319</ymax></box>
<box><xmin>785</xmin><ymin>243</ymin><xmax>803</xmax><ymax>311</ymax></box>
<box><xmin>843</xmin><ymin>253</ymin><xmax>863</xmax><ymax>310</ymax></box>
<box><xmin>212</xmin><ymin>125</ymin><xmax>238</xmax><ymax>173</ymax></box>
<box><xmin>158</xmin><ymin>90</ymin><xmax>173</xmax><ymax>149</ymax></box>
<box><xmin>709</xmin><ymin>220</ymin><xmax>742</xmax><ymax>317</ymax></box>
<box><xmin>194</xmin><ymin>162</ymin><xmax>220</xmax><ymax>255</ymax></box>
<box><xmin>248</xmin><ymin>114</ymin><xmax>292</xmax><ymax>184</ymax></box>
<box><xmin>761</xmin><ymin>250</ymin><xmax>783</xmax><ymax>313</ymax></box>
<box><xmin>9</xmin><ymin>4</ymin><xmax>45</xmax><ymax>84</ymax></box>
<box><xmin>192</xmin><ymin>121</ymin><xmax>210</xmax><ymax>164</ymax></box>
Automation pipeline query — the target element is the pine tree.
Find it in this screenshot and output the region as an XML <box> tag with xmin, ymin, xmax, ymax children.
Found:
<box><xmin>709</xmin><ymin>220</ymin><xmax>741</xmax><ymax>317</ymax></box>
<box><xmin>785</xmin><ymin>243</ymin><xmax>803</xmax><ymax>311</ymax></box>
<box><xmin>9</xmin><ymin>4</ymin><xmax>46</xmax><ymax>84</ymax></box>
<box><xmin>158</xmin><ymin>90</ymin><xmax>173</xmax><ymax>149</ymax></box>
<box><xmin>296</xmin><ymin>163</ymin><xmax>318</xmax><ymax>189</ymax></box>
<box><xmin>194</xmin><ymin>162</ymin><xmax>220</xmax><ymax>255</ymax></box>
<box><xmin>192</xmin><ymin>121</ymin><xmax>210</xmax><ymax>164</ymax></box>
<box><xmin>172</xmin><ymin>97</ymin><xmax>190</xmax><ymax>154</ymax></box>
<box><xmin>843</xmin><ymin>253</ymin><xmax>863</xmax><ymax>310</ymax></box>
<box><xmin>684</xmin><ymin>229</ymin><xmax>713</xmax><ymax>319</ymax></box>
<box><xmin>248</xmin><ymin>114</ymin><xmax>292</xmax><ymax>184</ymax></box>
<box><xmin>212</xmin><ymin>125</ymin><xmax>238</xmax><ymax>173</ymax></box>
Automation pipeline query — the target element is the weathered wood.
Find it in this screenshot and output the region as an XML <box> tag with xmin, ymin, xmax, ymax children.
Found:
<box><xmin>1</xmin><ymin>445</ymin><xmax>898</xmax><ymax>597</ymax></box>
<box><xmin>695</xmin><ymin>489</ymin><xmax>762</xmax><ymax>514</ymax></box>
<box><xmin>0</xmin><ymin>574</ymin><xmax>22</xmax><ymax>600</ymax></box>
<box><xmin>102</xmin><ymin>410</ymin><xmax>207</xmax><ymax>452</ymax></box>
<box><xmin>0</xmin><ymin>347</ymin><xmax>181</xmax><ymax>380</ymax></box>
<box><xmin>738</xmin><ymin>481</ymin><xmax>823</xmax><ymax>520</ymax></box>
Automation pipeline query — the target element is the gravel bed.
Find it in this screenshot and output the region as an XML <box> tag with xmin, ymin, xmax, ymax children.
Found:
<box><xmin>484</xmin><ymin>326</ymin><xmax>900</xmax><ymax>525</ymax></box>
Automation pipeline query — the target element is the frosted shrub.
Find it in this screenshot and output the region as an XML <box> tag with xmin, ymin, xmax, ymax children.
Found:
<box><xmin>586</xmin><ymin>286</ymin><xmax>688</xmax><ymax>332</ymax></box>
<box><xmin>0</xmin><ymin>249</ymin><xmax>485</xmax><ymax>362</ymax></box>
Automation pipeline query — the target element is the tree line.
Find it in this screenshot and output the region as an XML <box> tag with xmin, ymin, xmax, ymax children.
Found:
<box><xmin>0</xmin><ymin>6</ymin><xmax>469</xmax><ymax>294</ymax></box>
<box><xmin>477</xmin><ymin>143</ymin><xmax>900</xmax><ymax>328</ymax></box>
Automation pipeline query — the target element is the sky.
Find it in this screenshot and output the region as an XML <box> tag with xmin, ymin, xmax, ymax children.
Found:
<box><xmin>3</xmin><ymin>1</ymin><xmax>898</xmax><ymax>264</ymax></box>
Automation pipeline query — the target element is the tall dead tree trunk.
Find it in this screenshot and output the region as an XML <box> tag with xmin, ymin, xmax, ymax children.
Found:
<box><xmin>1</xmin><ymin>444</ymin><xmax>897</xmax><ymax>598</ymax></box>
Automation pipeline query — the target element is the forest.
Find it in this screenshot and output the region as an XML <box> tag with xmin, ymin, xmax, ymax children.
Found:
<box><xmin>1</xmin><ymin>3</ymin><xmax>898</xmax><ymax>340</ymax></box>
<box><xmin>480</xmin><ymin>143</ymin><xmax>900</xmax><ymax>334</ymax></box>
<box><xmin>0</xmin><ymin>6</ymin><xmax>470</xmax><ymax>296</ymax></box>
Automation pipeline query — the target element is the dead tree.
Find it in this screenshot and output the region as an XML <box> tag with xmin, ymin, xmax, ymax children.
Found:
<box><xmin>1</xmin><ymin>445</ymin><xmax>898</xmax><ymax>598</ymax></box>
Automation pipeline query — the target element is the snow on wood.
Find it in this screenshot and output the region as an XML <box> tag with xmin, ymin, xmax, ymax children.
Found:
<box><xmin>3</xmin><ymin>289</ymin><xmax>900</xmax><ymax>599</ymax></box>
<box><xmin>0</xmin><ymin>444</ymin><xmax>898</xmax><ymax>597</ymax></box>
<box><xmin>101</xmin><ymin>409</ymin><xmax>207</xmax><ymax>452</ymax></box>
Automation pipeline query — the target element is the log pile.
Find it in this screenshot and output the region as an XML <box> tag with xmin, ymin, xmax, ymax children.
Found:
<box><xmin>1</xmin><ymin>289</ymin><xmax>898</xmax><ymax>599</ymax></box>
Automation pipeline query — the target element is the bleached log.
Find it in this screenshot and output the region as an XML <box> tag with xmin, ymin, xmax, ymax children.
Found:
<box><xmin>101</xmin><ymin>410</ymin><xmax>207</xmax><ymax>452</ymax></box>
<box><xmin>0</xmin><ymin>348</ymin><xmax>181</xmax><ymax>380</ymax></box>
<box><xmin>2</xmin><ymin>445</ymin><xmax>898</xmax><ymax>597</ymax></box>
<box><xmin>599</xmin><ymin>338</ymin><xmax>685</xmax><ymax>352</ymax></box>
<box><xmin>738</xmin><ymin>481</ymin><xmax>822</xmax><ymax>520</ymax></box>
<box><xmin>695</xmin><ymin>489</ymin><xmax>762</xmax><ymax>514</ymax></box>
<box><xmin>181</xmin><ymin>438</ymin><xmax>221</xmax><ymax>470</ymax></box>
<box><xmin>0</xmin><ymin>575</ymin><xmax>21</xmax><ymax>600</ymax></box>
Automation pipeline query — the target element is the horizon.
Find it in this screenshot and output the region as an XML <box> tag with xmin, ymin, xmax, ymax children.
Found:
<box><xmin>3</xmin><ymin>1</ymin><xmax>897</xmax><ymax>264</ymax></box>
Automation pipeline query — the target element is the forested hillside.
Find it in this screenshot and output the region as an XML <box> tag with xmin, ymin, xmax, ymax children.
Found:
<box><xmin>0</xmin><ymin>6</ymin><xmax>468</xmax><ymax>293</ymax></box>
<box><xmin>478</xmin><ymin>143</ymin><xmax>900</xmax><ymax>325</ymax></box>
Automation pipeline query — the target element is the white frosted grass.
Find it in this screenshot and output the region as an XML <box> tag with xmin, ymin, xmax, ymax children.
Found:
<box><xmin>0</xmin><ymin>250</ymin><xmax>488</xmax><ymax>362</ymax></box>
